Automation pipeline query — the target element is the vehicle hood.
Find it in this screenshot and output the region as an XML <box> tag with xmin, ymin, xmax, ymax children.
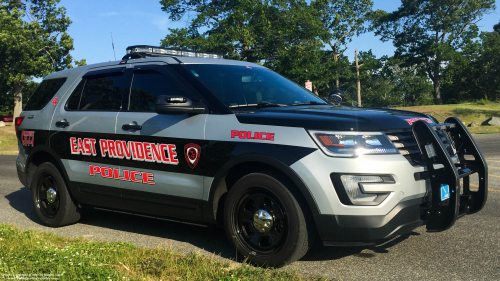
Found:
<box><xmin>235</xmin><ymin>105</ymin><xmax>434</xmax><ymax>131</ymax></box>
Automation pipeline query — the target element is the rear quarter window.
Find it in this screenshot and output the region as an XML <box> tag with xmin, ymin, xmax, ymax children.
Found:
<box><xmin>24</xmin><ymin>78</ymin><xmax>67</xmax><ymax>111</ymax></box>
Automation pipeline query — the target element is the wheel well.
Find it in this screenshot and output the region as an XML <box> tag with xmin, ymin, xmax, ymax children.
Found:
<box><xmin>212</xmin><ymin>161</ymin><xmax>314</xmax><ymax>226</ymax></box>
<box><xmin>26</xmin><ymin>151</ymin><xmax>60</xmax><ymax>190</ymax></box>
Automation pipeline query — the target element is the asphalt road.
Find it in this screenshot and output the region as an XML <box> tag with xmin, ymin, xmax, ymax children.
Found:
<box><xmin>0</xmin><ymin>134</ymin><xmax>499</xmax><ymax>280</ymax></box>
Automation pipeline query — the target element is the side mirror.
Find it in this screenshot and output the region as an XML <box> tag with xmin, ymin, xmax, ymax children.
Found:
<box><xmin>155</xmin><ymin>95</ymin><xmax>207</xmax><ymax>115</ymax></box>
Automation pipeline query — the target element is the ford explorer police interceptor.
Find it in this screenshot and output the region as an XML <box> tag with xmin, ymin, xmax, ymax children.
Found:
<box><xmin>15</xmin><ymin>45</ymin><xmax>488</xmax><ymax>267</ymax></box>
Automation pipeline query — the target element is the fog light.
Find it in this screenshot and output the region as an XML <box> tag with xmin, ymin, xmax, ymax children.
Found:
<box><xmin>340</xmin><ymin>175</ymin><xmax>390</xmax><ymax>205</ymax></box>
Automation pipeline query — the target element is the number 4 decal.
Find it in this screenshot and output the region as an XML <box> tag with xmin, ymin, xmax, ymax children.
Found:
<box><xmin>52</xmin><ymin>97</ymin><xmax>58</xmax><ymax>105</ymax></box>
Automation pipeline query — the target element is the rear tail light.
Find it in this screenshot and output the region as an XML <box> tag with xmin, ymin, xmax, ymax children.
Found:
<box><xmin>15</xmin><ymin>116</ymin><xmax>25</xmax><ymax>134</ymax></box>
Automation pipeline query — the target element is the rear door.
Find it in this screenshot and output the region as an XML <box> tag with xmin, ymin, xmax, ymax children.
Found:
<box><xmin>51</xmin><ymin>67</ymin><xmax>132</xmax><ymax>209</ymax></box>
<box><xmin>115</xmin><ymin>64</ymin><xmax>207</xmax><ymax>220</ymax></box>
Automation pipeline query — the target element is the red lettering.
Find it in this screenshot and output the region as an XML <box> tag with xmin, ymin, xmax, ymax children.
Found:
<box><xmin>77</xmin><ymin>138</ymin><xmax>85</xmax><ymax>154</ymax></box>
<box><xmin>130</xmin><ymin>171</ymin><xmax>142</xmax><ymax>183</ymax></box>
<box><xmin>89</xmin><ymin>139</ymin><xmax>97</xmax><ymax>156</ymax></box>
<box><xmin>100</xmin><ymin>139</ymin><xmax>109</xmax><ymax>157</ymax></box>
<box><xmin>142</xmin><ymin>173</ymin><xmax>155</xmax><ymax>185</ymax></box>
<box><xmin>107</xmin><ymin>140</ymin><xmax>117</xmax><ymax>158</ymax></box>
<box><xmin>144</xmin><ymin>143</ymin><xmax>154</xmax><ymax>162</ymax></box>
<box><xmin>133</xmin><ymin>142</ymin><xmax>145</xmax><ymax>160</ymax></box>
<box><xmin>123</xmin><ymin>170</ymin><xmax>130</xmax><ymax>181</ymax></box>
<box><xmin>240</xmin><ymin>131</ymin><xmax>247</xmax><ymax>138</ymax></box>
<box><xmin>115</xmin><ymin>141</ymin><xmax>125</xmax><ymax>158</ymax></box>
<box><xmin>150</xmin><ymin>143</ymin><xmax>163</xmax><ymax>163</ymax></box>
<box><xmin>70</xmin><ymin>138</ymin><xmax>78</xmax><ymax>154</ymax></box>
<box><xmin>160</xmin><ymin>144</ymin><xmax>170</xmax><ymax>163</ymax></box>
<box><xmin>89</xmin><ymin>165</ymin><xmax>101</xmax><ymax>176</ymax></box>
<box><xmin>122</xmin><ymin>141</ymin><xmax>132</xmax><ymax>159</ymax></box>
<box><xmin>83</xmin><ymin>139</ymin><xmax>92</xmax><ymax>155</ymax></box>
<box><xmin>258</xmin><ymin>132</ymin><xmax>266</xmax><ymax>140</ymax></box>
<box><xmin>113</xmin><ymin>168</ymin><xmax>125</xmax><ymax>180</ymax></box>
<box><xmin>231</xmin><ymin>130</ymin><xmax>239</xmax><ymax>138</ymax></box>
<box><xmin>168</xmin><ymin>145</ymin><xmax>178</xmax><ymax>164</ymax></box>
<box><xmin>101</xmin><ymin>167</ymin><xmax>113</xmax><ymax>178</ymax></box>
<box><xmin>266</xmin><ymin>133</ymin><xmax>275</xmax><ymax>141</ymax></box>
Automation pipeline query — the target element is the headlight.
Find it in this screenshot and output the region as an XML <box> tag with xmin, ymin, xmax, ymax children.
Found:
<box><xmin>307</xmin><ymin>130</ymin><xmax>399</xmax><ymax>157</ymax></box>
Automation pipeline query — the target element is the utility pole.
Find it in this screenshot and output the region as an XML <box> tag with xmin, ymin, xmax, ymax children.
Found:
<box><xmin>110</xmin><ymin>32</ymin><xmax>116</xmax><ymax>61</ymax></box>
<box><xmin>355</xmin><ymin>48</ymin><xmax>361</xmax><ymax>106</ymax></box>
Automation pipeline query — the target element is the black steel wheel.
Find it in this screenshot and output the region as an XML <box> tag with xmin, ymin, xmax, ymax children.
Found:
<box><xmin>224</xmin><ymin>172</ymin><xmax>314</xmax><ymax>267</ymax></box>
<box><xmin>31</xmin><ymin>162</ymin><xmax>81</xmax><ymax>227</ymax></box>
<box><xmin>235</xmin><ymin>191</ymin><xmax>287</xmax><ymax>254</ymax></box>
<box><xmin>36</xmin><ymin>173</ymin><xmax>61</xmax><ymax>217</ymax></box>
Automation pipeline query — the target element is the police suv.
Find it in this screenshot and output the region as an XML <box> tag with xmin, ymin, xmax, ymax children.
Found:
<box><xmin>16</xmin><ymin>46</ymin><xmax>488</xmax><ymax>267</ymax></box>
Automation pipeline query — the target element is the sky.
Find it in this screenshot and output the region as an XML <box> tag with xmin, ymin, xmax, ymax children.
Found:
<box><xmin>63</xmin><ymin>0</ymin><xmax>499</xmax><ymax>65</ymax></box>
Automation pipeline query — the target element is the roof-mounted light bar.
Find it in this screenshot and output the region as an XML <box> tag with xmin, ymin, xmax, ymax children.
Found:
<box><xmin>124</xmin><ymin>45</ymin><xmax>223</xmax><ymax>60</ymax></box>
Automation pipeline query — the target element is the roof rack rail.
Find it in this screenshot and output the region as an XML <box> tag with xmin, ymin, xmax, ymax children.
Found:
<box><xmin>123</xmin><ymin>45</ymin><xmax>224</xmax><ymax>60</ymax></box>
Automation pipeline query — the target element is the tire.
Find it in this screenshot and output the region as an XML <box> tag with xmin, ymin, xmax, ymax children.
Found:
<box><xmin>224</xmin><ymin>172</ymin><xmax>314</xmax><ymax>267</ymax></box>
<box><xmin>31</xmin><ymin>162</ymin><xmax>81</xmax><ymax>227</ymax></box>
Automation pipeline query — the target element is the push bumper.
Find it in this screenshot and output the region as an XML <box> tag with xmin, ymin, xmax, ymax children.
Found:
<box><xmin>317</xmin><ymin>117</ymin><xmax>488</xmax><ymax>245</ymax></box>
<box><xmin>412</xmin><ymin>117</ymin><xmax>488</xmax><ymax>231</ymax></box>
<box><xmin>316</xmin><ymin>198</ymin><xmax>424</xmax><ymax>246</ymax></box>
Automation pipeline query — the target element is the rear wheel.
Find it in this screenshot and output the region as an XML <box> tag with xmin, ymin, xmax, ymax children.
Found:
<box><xmin>224</xmin><ymin>172</ymin><xmax>313</xmax><ymax>267</ymax></box>
<box><xmin>31</xmin><ymin>162</ymin><xmax>80</xmax><ymax>227</ymax></box>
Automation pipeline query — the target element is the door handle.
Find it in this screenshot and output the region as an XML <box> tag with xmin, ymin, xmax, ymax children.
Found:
<box><xmin>55</xmin><ymin>120</ymin><xmax>70</xmax><ymax>127</ymax></box>
<box><xmin>122</xmin><ymin>124</ymin><xmax>142</xmax><ymax>131</ymax></box>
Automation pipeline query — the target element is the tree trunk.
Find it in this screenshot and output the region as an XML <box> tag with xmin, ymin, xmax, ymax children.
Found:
<box><xmin>333</xmin><ymin>46</ymin><xmax>340</xmax><ymax>89</ymax></box>
<box><xmin>432</xmin><ymin>57</ymin><xmax>443</xmax><ymax>105</ymax></box>
<box><xmin>355</xmin><ymin>49</ymin><xmax>361</xmax><ymax>106</ymax></box>
<box><xmin>433</xmin><ymin>77</ymin><xmax>443</xmax><ymax>105</ymax></box>
<box><xmin>13</xmin><ymin>81</ymin><xmax>24</xmax><ymax>118</ymax></box>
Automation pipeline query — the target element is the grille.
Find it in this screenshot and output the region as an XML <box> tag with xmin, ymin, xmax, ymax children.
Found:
<box><xmin>385</xmin><ymin>129</ymin><xmax>457</xmax><ymax>166</ymax></box>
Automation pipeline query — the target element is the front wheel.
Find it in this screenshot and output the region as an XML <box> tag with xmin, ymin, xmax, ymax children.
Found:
<box><xmin>224</xmin><ymin>173</ymin><xmax>313</xmax><ymax>267</ymax></box>
<box><xmin>31</xmin><ymin>162</ymin><xmax>81</xmax><ymax>227</ymax></box>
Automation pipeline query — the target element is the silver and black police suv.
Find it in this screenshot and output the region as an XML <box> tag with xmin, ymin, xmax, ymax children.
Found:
<box><xmin>15</xmin><ymin>45</ymin><xmax>488</xmax><ymax>267</ymax></box>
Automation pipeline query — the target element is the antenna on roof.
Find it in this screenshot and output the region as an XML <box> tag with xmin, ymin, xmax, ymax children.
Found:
<box><xmin>110</xmin><ymin>32</ymin><xmax>116</xmax><ymax>61</ymax></box>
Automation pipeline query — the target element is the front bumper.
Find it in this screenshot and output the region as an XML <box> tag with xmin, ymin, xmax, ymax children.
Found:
<box><xmin>315</xmin><ymin>198</ymin><xmax>424</xmax><ymax>245</ymax></box>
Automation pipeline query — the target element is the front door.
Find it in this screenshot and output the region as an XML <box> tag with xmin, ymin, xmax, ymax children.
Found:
<box><xmin>115</xmin><ymin>64</ymin><xmax>207</xmax><ymax>219</ymax></box>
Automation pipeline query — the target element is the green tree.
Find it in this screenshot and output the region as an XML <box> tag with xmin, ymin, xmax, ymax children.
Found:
<box><xmin>372</xmin><ymin>0</ymin><xmax>496</xmax><ymax>104</ymax></box>
<box><xmin>0</xmin><ymin>0</ymin><xmax>82</xmax><ymax>118</ymax></box>
<box><xmin>312</xmin><ymin>0</ymin><xmax>373</xmax><ymax>89</ymax></box>
<box><xmin>441</xmin><ymin>21</ymin><xmax>500</xmax><ymax>103</ymax></box>
<box><xmin>160</xmin><ymin>0</ymin><xmax>323</xmax><ymax>62</ymax></box>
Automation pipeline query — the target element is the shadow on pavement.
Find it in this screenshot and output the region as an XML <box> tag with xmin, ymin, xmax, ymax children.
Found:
<box><xmin>300</xmin><ymin>231</ymin><xmax>418</xmax><ymax>261</ymax></box>
<box><xmin>4</xmin><ymin>187</ymin><xmax>39</xmax><ymax>222</ymax></box>
<box><xmin>5</xmin><ymin>187</ymin><xmax>416</xmax><ymax>263</ymax></box>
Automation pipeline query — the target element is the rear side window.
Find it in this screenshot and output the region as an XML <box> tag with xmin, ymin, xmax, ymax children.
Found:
<box><xmin>129</xmin><ymin>70</ymin><xmax>186</xmax><ymax>112</ymax></box>
<box><xmin>65</xmin><ymin>69</ymin><xmax>130</xmax><ymax>111</ymax></box>
<box><xmin>24</xmin><ymin>78</ymin><xmax>67</xmax><ymax>111</ymax></box>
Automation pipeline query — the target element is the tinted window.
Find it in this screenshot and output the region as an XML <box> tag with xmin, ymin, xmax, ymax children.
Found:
<box><xmin>129</xmin><ymin>70</ymin><xmax>186</xmax><ymax>111</ymax></box>
<box><xmin>183</xmin><ymin>65</ymin><xmax>325</xmax><ymax>108</ymax></box>
<box><xmin>24</xmin><ymin>78</ymin><xmax>67</xmax><ymax>111</ymax></box>
<box><xmin>66</xmin><ymin>71</ymin><xmax>130</xmax><ymax>111</ymax></box>
<box><xmin>65</xmin><ymin>80</ymin><xmax>85</xmax><ymax>110</ymax></box>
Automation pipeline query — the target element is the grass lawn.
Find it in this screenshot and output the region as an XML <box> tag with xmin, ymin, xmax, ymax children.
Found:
<box><xmin>0</xmin><ymin>124</ymin><xmax>18</xmax><ymax>155</ymax></box>
<box><xmin>397</xmin><ymin>102</ymin><xmax>500</xmax><ymax>134</ymax></box>
<box><xmin>0</xmin><ymin>224</ymin><xmax>328</xmax><ymax>281</ymax></box>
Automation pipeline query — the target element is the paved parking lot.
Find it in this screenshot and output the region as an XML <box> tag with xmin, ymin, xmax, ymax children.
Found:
<box><xmin>0</xmin><ymin>134</ymin><xmax>499</xmax><ymax>280</ymax></box>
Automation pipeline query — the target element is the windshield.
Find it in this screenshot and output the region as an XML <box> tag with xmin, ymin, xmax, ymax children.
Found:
<box><xmin>182</xmin><ymin>64</ymin><xmax>326</xmax><ymax>109</ymax></box>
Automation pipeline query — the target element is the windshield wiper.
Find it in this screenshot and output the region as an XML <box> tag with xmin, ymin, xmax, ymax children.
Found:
<box><xmin>229</xmin><ymin>102</ymin><xmax>288</xmax><ymax>109</ymax></box>
<box><xmin>290</xmin><ymin>101</ymin><xmax>327</xmax><ymax>106</ymax></box>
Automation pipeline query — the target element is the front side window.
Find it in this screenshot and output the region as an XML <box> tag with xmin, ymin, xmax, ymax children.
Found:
<box><xmin>24</xmin><ymin>78</ymin><xmax>67</xmax><ymax>111</ymax></box>
<box><xmin>128</xmin><ymin>70</ymin><xmax>186</xmax><ymax>112</ymax></box>
<box><xmin>182</xmin><ymin>64</ymin><xmax>326</xmax><ymax>109</ymax></box>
